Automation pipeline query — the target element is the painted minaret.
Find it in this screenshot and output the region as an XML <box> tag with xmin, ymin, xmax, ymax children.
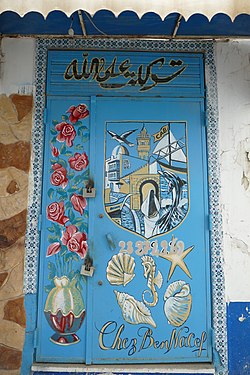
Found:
<box><xmin>137</xmin><ymin>125</ymin><xmax>150</xmax><ymax>160</ymax></box>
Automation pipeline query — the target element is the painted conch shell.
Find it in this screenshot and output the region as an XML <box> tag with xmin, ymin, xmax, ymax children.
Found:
<box><xmin>106</xmin><ymin>253</ymin><xmax>135</xmax><ymax>286</ymax></box>
<box><xmin>163</xmin><ymin>280</ymin><xmax>192</xmax><ymax>327</ymax></box>
<box><xmin>114</xmin><ymin>290</ymin><xmax>156</xmax><ymax>328</ymax></box>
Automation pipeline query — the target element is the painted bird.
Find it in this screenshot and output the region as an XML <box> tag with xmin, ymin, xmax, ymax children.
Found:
<box><xmin>107</xmin><ymin>129</ymin><xmax>137</xmax><ymax>147</ymax></box>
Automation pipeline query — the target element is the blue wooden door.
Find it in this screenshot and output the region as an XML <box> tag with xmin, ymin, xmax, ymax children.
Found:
<box><xmin>87</xmin><ymin>96</ymin><xmax>212</xmax><ymax>363</ymax></box>
<box><xmin>36</xmin><ymin>50</ymin><xmax>212</xmax><ymax>364</ymax></box>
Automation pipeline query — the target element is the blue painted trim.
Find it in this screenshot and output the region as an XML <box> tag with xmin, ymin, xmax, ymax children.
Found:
<box><xmin>227</xmin><ymin>301</ymin><xmax>250</xmax><ymax>375</ymax></box>
<box><xmin>0</xmin><ymin>10</ymin><xmax>249</xmax><ymax>36</ymax></box>
<box><xmin>21</xmin><ymin>293</ymin><xmax>38</xmax><ymax>375</ymax></box>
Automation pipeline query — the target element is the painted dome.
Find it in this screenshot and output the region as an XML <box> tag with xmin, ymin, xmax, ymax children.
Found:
<box><xmin>111</xmin><ymin>145</ymin><xmax>129</xmax><ymax>158</ymax></box>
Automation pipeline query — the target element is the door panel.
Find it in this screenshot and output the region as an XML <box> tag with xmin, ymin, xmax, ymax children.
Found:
<box><xmin>36</xmin><ymin>97</ymin><xmax>90</xmax><ymax>362</ymax></box>
<box><xmin>88</xmin><ymin>97</ymin><xmax>212</xmax><ymax>363</ymax></box>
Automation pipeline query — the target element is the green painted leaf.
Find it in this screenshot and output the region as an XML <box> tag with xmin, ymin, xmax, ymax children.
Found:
<box><xmin>57</xmin><ymin>189</ymin><xmax>68</xmax><ymax>199</ymax></box>
<box><xmin>57</xmin><ymin>158</ymin><xmax>67</xmax><ymax>169</ymax></box>
<box><xmin>48</xmin><ymin>262</ymin><xmax>56</xmax><ymax>272</ymax></box>
<box><xmin>68</xmin><ymin>208</ymin><xmax>75</xmax><ymax>223</ymax></box>
<box><xmin>61</xmin><ymin>115</ymin><xmax>69</xmax><ymax>121</ymax></box>
<box><xmin>64</xmin><ymin>253</ymin><xmax>73</xmax><ymax>263</ymax></box>
<box><xmin>75</xmin><ymin>121</ymin><xmax>83</xmax><ymax>126</ymax></box>
<box><xmin>47</xmin><ymin>188</ymin><xmax>54</xmax><ymax>200</ymax></box>
<box><xmin>52</xmin><ymin>120</ymin><xmax>58</xmax><ymax>125</ymax></box>
<box><xmin>74</xmin><ymin>218</ymin><xmax>84</xmax><ymax>225</ymax></box>
<box><xmin>60</xmin><ymin>144</ymin><xmax>67</xmax><ymax>154</ymax></box>
<box><xmin>50</xmin><ymin>128</ymin><xmax>57</xmax><ymax>135</ymax></box>
<box><xmin>79</xmin><ymin>222</ymin><xmax>88</xmax><ymax>232</ymax></box>
<box><xmin>67</xmin><ymin>171</ymin><xmax>75</xmax><ymax>179</ymax></box>
<box><xmin>48</xmin><ymin>234</ymin><xmax>59</xmax><ymax>243</ymax></box>
<box><xmin>81</xmin><ymin>134</ymin><xmax>89</xmax><ymax>143</ymax></box>
<box><xmin>48</xmin><ymin>271</ymin><xmax>55</xmax><ymax>280</ymax></box>
<box><xmin>72</xmin><ymin>174</ymin><xmax>83</xmax><ymax>186</ymax></box>
<box><xmin>53</xmin><ymin>224</ymin><xmax>61</xmax><ymax>237</ymax></box>
<box><xmin>47</xmin><ymin>226</ymin><xmax>55</xmax><ymax>233</ymax></box>
<box><xmin>60</xmin><ymin>248</ymin><xmax>67</xmax><ymax>257</ymax></box>
<box><xmin>65</xmin><ymin>201</ymin><xmax>72</xmax><ymax>210</ymax></box>
<box><xmin>75</xmin><ymin>144</ymin><xmax>84</xmax><ymax>150</ymax></box>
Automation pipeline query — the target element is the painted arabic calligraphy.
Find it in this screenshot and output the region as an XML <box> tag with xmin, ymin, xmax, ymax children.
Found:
<box><xmin>64</xmin><ymin>53</ymin><xmax>187</xmax><ymax>92</ymax></box>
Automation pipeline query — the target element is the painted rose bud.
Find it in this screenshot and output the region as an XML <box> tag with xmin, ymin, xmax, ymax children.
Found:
<box><xmin>46</xmin><ymin>201</ymin><xmax>69</xmax><ymax>225</ymax></box>
<box><xmin>51</xmin><ymin>145</ymin><xmax>59</xmax><ymax>157</ymax></box>
<box><xmin>46</xmin><ymin>242</ymin><xmax>61</xmax><ymax>257</ymax></box>
<box><xmin>50</xmin><ymin>163</ymin><xmax>68</xmax><ymax>188</ymax></box>
<box><xmin>61</xmin><ymin>225</ymin><xmax>88</xmax><ymax>259</ymax></box>
<box><xmin>68</xmin><ymin>152</ymin><xmax>89</xmax><ymax>171</ymax></box>
<box><xmin>67</xmin><ymin>104</ymin><xmax>89</xmax><ymax>124</ymax></box>
<box><xmin>70</xmin><ymin>194</ymin><xmax>87</xmax><ymax>215</ymax></box>
<box><xmin>55</xmin><ymin>122</ymin><xmax>76</xmax><ymax>147</ymax></box>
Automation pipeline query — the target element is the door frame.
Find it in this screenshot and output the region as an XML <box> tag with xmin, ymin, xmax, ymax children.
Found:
<box><xmin>22</xmin><ymin>38</ymin><xmax>227</xmax><ymax>375</ymax></box>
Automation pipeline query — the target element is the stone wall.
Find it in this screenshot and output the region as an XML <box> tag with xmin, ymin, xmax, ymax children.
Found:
<box><xmin>0</xmin><ymin>94</ymin><xmax>33</xmax><ymax>374</ymax></box>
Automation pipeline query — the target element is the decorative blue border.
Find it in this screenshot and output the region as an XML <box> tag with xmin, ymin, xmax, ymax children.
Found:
<box><xmin>24</xmin><ymin>38</ymin><xmax>227</xmax><ymax>374</ymax></box>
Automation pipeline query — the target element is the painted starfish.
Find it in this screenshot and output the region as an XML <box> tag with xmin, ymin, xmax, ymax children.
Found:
<box><xmin>159</xmin><ymin>242</ymin><xmax>194</xmax><ymax>281</ymax></box>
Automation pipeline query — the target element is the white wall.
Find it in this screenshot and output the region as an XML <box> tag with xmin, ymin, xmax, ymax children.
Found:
<box><xmin>1</xmin><ymin>36</ymin><xmax>249</xmax><ymax>302</ymax></box>
<box><xmin>0</xmin><ymin>37</ymin><xmax>35</xmax><ymax>95</ymax></box>
<box><xmin>216</xmin><ymin>40</ymin><xmax>250</xmax><ymax>302</ymax></box>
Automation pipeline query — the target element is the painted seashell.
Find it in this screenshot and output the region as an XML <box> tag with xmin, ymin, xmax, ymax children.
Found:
<box><xmin>114</xmin><ymin>290</ymin><xmax>156</xmax><ymax>328</ymax></box>
<box><xmin>163</xmin><ymin>280</ymin><xmax>192</xmax><ymax>327</ymax></box>
<box><xmin>106</xmin><ymin>253</ymin><xmax>135</xmax><ymax>286</ymax></box>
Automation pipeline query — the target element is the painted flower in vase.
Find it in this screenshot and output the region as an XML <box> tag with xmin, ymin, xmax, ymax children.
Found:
<box><xmin>55</xmin><ymin>122</ymin><xmax>76</xmax><ymax>147</ymax></box>
<box><xmin>68</xmin><ymin>152</ymin><xmax>89</xmax><ymax>171</ymax></box>
<box><xmin>50</xmin><ymin>163</ymin><xmax>68</xmax><ymax>188</ymax></box>
<box><xmin>67</xmin><ymin>103</ymin><xmax>89</xmax><ymax>124</ymax></box>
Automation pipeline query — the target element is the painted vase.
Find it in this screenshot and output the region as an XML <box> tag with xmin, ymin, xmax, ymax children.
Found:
<box><xmin>44</xmin><ymin>276</ymin><xmax>86</xmax><ymax>345</ymax></box>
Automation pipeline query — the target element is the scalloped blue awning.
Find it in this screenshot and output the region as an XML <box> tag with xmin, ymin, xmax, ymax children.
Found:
<box><xmin>0</xmin><ymin>1</ymin><xmax>249</xmax><ymax>37</ymax></box>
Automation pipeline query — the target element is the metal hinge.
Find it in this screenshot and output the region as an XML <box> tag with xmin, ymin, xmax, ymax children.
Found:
<box><xmin>38</xmin><ymin>214</ymin><xmax>42</xmax><ymax>231</ymax></box>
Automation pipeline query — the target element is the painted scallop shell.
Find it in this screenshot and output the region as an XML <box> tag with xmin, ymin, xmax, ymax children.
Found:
<box><xmin>163</xmin><ymin>280</ymin><xmax>192</xmax><ymax>327</ymax></box>
<box><xmin>106</xmin><ymin>253</ymin><xmax>135</xmax><ymax>286</ymax></box>
<box><xmin>114</xmin><ymin>290</ymin><xmax>156</xmax><ymax>328</ymax></box>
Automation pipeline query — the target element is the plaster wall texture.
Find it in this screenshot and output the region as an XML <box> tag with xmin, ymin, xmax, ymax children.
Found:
<box><xmin>215</xmin><ymin>40</ymin><xmax>250</xmax><ymax>303</ymax></box>
<box><xmin>0</xmin><ymin>38</ymin><xmax>35</xmax><ymax>95</ymax></box>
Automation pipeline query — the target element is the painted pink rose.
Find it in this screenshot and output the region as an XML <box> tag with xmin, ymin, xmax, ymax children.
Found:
<box><xmin>50</xmin><ymin>163</ymin><xmax>68</xmax><ymax>189</ymax></box>
<box><xmin>61</xmin><ymin>225</ymin><xmax>88</xmax><ymax>259</ymax></box>
<box><xmin>46</xmin><ymin>242</ymin><xmax>61</xmax><ymax>257</ymax></box>
<box><xmin>67</xmin><ymin>104</ymin><xmax>89</xmax><ymax>124</ymax></box>
<box><xmin>70</xmin><ymin>194</ymin><xmax>87</xmax><ymax>215</ymax></box>
<box><xmin>47</xmin><ymin>202</ymin><xmax>69</xmax><ymax>226</ymax></box>
<box><xmin>55</xmin><ymin>122</ymin><xmax>76</xmax><ymax>147</ymax></box>
<box><xmin>51</xmin><ymin>145</ymin><xmax>59</xmax><ymax>157</ymax></box>
<box><xmin>68</xmin><ymin>152</ymin><xmax>89</xmax><ymax>171</ymax></box>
